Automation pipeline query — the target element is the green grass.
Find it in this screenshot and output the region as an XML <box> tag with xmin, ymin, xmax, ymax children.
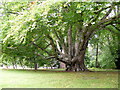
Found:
<box><xmin>0</xmin><ymin>69</ymin><xmax>119</xmax><ymax>88</ymax></box>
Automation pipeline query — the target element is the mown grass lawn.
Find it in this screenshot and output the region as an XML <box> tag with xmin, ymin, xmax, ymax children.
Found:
<box><xmin>0</xmin><ymin>69</ymin><xmax>119</xmax><ymax>89</ymax></box>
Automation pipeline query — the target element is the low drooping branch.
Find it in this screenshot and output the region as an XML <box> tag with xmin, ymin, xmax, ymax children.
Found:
<box><xmin>31</xmin><ymin>42</ymin><xmax>52</xmax><ymax>56</ymax></box>
<box><xmin>36</xmin><ymin>53</ymin><xmax>56</xmax><ymax>60</ymax></box>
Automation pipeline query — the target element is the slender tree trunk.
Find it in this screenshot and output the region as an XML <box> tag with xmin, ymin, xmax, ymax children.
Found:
<box><xmin>34</xmin><ymin>62</ymin><xmax>38</xmax><ymax>70</ymax></box>
<box><xmin>33</xmin><ymin>57</ymin><xmax>38</xmax><ymax>70</ymax></box>
<box><xmin>115</xmin><ymin>49</ymin><xmax>120</xmax><ymax>69</ymax></box>
<box><xmin>15</xmin><ymin>64</ymin><xmax>17</xmax><ymax>69</ymax></box>
<box><xmin>15</xmin><ymin>61</ymin><xmax>17</xmax><ymax>69</ymax></box>
<box><xmin>95</xmin><ymin>43</ymin><xmax>99</xmax><ymax>68</ymax></box>
<box><xmin>12</xmin><ymin>62</ymin><xmax>15</xmax><ymax>69</ymax></box>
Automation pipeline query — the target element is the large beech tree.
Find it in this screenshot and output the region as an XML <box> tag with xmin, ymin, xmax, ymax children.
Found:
<box><xmin>1</xmin><ymin>1</ymin><xmax>120</xmax><ymax>71</ymax></box>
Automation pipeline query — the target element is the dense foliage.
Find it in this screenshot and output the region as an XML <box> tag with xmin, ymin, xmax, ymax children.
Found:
<box><xmin>0</xmin><ymin>1</ymin><xmax>120</xmax><ymax>70</ymax></box>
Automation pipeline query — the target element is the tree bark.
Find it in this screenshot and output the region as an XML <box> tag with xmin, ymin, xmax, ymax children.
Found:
<box><xmin>115</xmin><ymin>47</ymin><xmax>120</xmax><ymax>69</ymax></box>
<box><xmin>95</xmin><ymin>43</ymin><xmax>99</xmax><ymax>68</ymax></box>
<box><xmin>34</xmin><ymin>62</ymin><xmax>38</xmax><ymax>70</ymax></box>
<box><xmin>65</xmin><ymin>40</ymin><xmax>89</xmax><ymax>71</ymax></box>
<box><xmin>65</xmin><ymin>55</ymin><xmax>89</xmax><ymax>71</ymax></box>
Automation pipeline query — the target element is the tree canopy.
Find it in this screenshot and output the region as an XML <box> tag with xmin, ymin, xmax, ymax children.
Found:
<box><xmin>0</xmin><ymin>1</ymin><xmax>120</xmax><ymax>71</ymax></box>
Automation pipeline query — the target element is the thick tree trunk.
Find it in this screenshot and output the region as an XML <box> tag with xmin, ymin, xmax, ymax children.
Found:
<box><xmin>65</xmin><ymin>50</ymin><xmax>89</xmax><ymax>71</ymax></box>
<box><xmin>65</xmin><ymin>60</ymin><xmax>89</xmax><ymax>71</ymax></box>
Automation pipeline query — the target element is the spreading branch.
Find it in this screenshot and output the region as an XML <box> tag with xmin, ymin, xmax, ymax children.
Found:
<box><xmin>98</xmin><ymin>14</ymin><xmax>120</xmax><ymax>26</ymax></box>
<box><xmin>31</xmin><ymin>42</ymin><xmax>52</xmax><ymax>56</ymax></box>
<box><xmin>101</xmin><ymin>5</ymin><xmax>113</xmax><ymax>21</ymax></box>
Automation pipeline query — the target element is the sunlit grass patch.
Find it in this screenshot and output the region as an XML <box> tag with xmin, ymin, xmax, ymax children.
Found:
<box><xmin>0</xmin><ymin>69</ymin><xmax>118</xmax><ymax>88</ymax></box>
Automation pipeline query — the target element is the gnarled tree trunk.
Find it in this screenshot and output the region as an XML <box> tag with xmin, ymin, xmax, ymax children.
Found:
<box><xmin>65</xmin><ymin>57</ymin><xmax>89</xmax><ymax>71</ymax></box>
<box><xmin>65</xmin><ymin>47</ymin><xmax>89</xmax><ymax>71</ymax></box>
